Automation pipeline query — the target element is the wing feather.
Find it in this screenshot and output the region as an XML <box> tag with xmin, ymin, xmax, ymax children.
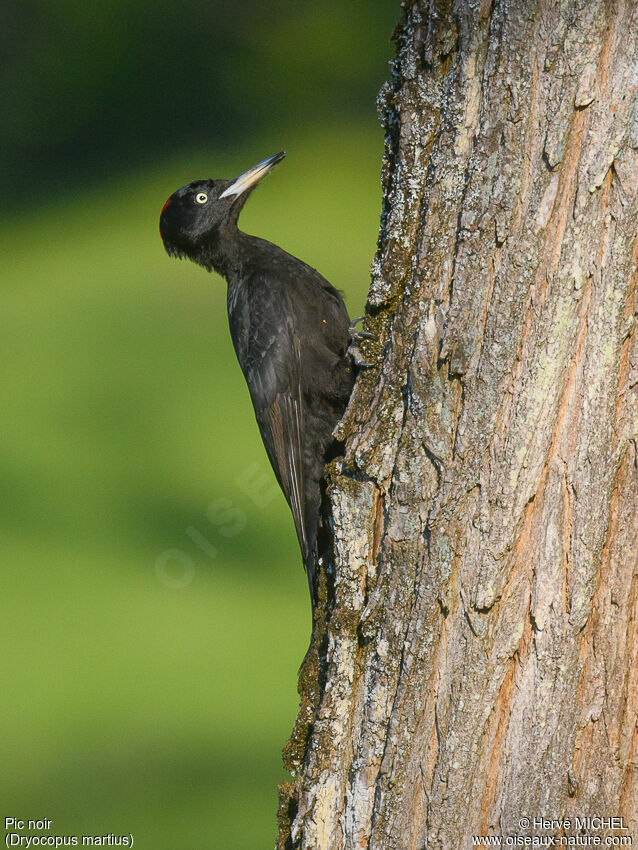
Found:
<box><xmin>248</xmin><ymin>333</ymin><xmax>309</xmax><ymax>563</ymax></box>
<box><xmin>264</xmin><ymin>384</ymin><xmax>307</xmax><ymax>558</ymax></box>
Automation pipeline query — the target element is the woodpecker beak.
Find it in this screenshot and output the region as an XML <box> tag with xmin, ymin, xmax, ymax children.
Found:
<box><xmin>220</xmin><ymin>151</ymin><xmax>285</xmax><ymax>199</ymax></box>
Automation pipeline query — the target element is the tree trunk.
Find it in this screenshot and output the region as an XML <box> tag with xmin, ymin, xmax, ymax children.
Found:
<box><xmin>278</xmin><ymin>2</ymin><xmax>638</xmax><ymax>848</ymax></box>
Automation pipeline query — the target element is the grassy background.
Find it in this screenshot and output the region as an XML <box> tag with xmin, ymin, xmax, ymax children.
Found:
<box><xmin>1</xmin><ymin>121</ymin><xmax>384</xmax><ymax>847</ymax></box>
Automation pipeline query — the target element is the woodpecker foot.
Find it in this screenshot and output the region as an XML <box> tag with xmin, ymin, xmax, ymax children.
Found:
<box><xmin>348</xmin><ymin>317</ymin><xmax>376</xmax><ymax>367</ymax></box>
<box><xmin>348</xmin><ymin>345</ymin><xmax>375</xmax><ymax>369</ymax></box>
<box><xmin>349</xmin><ymin>316</ymin><xmax>375</xmax><ymax>342</ymax></box>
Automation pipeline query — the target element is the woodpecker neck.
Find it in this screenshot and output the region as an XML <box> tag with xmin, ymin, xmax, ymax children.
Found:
<box><xmin>194</xmin><ymin>222</ymin><xmax>249</xmax><ymax>278</ymax></box>
<box><xmin>194</xmin><ymin>189</ymin><xmax>257</xmax><ymax>278</ymax></box>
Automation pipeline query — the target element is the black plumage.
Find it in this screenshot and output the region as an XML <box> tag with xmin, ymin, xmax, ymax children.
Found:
<box><xmin>159</xmin><ymin>152</ymin><xmax>355</xmax><ymax>605</ymax></box>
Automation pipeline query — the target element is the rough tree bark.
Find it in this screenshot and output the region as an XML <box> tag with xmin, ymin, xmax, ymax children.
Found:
<box><xmin>278</xmin><ymin>2</ymin><xmax>638</xmax><ymax>848</ymax></box>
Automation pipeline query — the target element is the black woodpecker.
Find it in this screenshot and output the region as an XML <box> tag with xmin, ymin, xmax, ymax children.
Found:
<box><xmin>159</xmin><ymin>152</ymin><xmax>357</xmax><ymax>606</ymax></box>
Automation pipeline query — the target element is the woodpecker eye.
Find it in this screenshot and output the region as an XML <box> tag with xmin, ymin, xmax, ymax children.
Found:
<box><xmin>195</xmin><ymin>192</ymin><xmax>208</xmax><ymax>205</ymax></box>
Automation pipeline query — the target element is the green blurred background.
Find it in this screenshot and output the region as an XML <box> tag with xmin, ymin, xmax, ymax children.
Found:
<box><xmin>1</xmin><ymin>1</ymin><xmax>396</xmax><ymax>847</ymax></box>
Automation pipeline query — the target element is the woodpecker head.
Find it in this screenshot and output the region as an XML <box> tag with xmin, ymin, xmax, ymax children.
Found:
<box><xmin>159</xmin><ymin>151</ymin><xmax>285</xmax><ymax>269</ymax></box>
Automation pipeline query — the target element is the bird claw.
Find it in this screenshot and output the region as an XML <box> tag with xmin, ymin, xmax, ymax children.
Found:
<box><xmin>348</xmin><ymin>345</ymin><xmax>375</xmax><ymax>369</ymax></box>
<box><xmin>349</xmin><ymin>315</ymin><xmax>376</xmax><ymax>342</ymax></box>
<box><xmin>348</xmin><ymin>316</ymin><xmax>376</xmax><ymax>367</ymax></box>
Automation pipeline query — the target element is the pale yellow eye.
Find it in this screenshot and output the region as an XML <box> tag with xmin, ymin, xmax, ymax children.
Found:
<box><xmin>195</xmin><ymin>192</ymin><xmax>208</xmax><ymax>204</ymax></box>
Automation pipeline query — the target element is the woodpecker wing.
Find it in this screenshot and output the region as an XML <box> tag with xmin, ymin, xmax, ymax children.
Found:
<box><xmin>228</xmin><ymin>282</ymin><xmax>310</xmax><ymax>566</ymax></box>
<box><xmin>226</xmin><ymin>249</ymin><xmax>354</xmax><ymax>606</ymax></box>
<box><xmin>259</xmin><ymin>339</ymin><xmax>308</xmax><ymax>558</ymax></box>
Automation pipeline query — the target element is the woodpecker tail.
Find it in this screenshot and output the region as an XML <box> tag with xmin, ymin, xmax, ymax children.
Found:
<box><xmin>302</xmin><ymin>542</ymin><xmax>319</xmax><ymax>609</ymax></box>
